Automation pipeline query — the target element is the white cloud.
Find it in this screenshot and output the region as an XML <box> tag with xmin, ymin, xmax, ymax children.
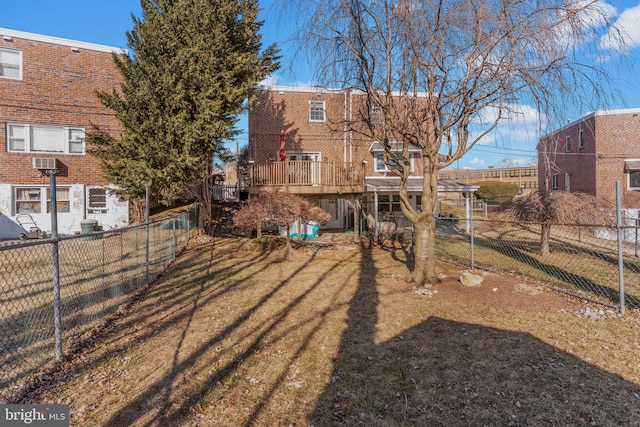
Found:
<box><xmin>601</xmin><ymin>3</ymin><xmax>640</xmax><ymax>52</ymax></box>
<box><xmin>551</xmin><ymin>0</ymin><xmax>618</xmax><ymax>50</ymax></box>
<box><xmin>470</xmin><ymin>103</ymin><xmax>543</xmax><ymax>147</ymax></box>
<box><xmin>467</xmin><ymin>158</ymin><xmax>486</xmax><ymax>167</ymax></box>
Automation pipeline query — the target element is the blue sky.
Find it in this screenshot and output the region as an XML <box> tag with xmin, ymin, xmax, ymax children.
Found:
<box><xmin>3</xmin><ymin>0</ymin><xmax>640</xmax><ymax>169</ymax></box>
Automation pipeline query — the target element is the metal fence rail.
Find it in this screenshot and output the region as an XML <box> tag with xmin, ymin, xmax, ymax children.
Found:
<box><xmin>0</xmin><ymin>206</ymin><xmax>197</xmax><ymax>399</ymax></box>
<box><xmin>434</xmin><ymin>218</ymin><xmax>640</xmax><ymax>310</ymax></box>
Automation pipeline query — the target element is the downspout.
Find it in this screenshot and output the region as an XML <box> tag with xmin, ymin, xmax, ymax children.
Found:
<box><xmin>349</xmin><ymin>89</ymin><xmax>353</xmax><ymax>164</ymax></box>
<box><xmin>344</xmin><ymin>89</ymin><xmax>348</xmax><ymax>164</ymax></box>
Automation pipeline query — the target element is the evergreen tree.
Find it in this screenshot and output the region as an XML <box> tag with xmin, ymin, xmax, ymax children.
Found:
<box><xmin>89</xmin><ymin>0</ymin><xmax>279</xmax><ymax>232</ymax></box>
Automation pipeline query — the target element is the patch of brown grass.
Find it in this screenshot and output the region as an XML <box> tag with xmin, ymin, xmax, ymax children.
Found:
<box><xmin>13</xmin><ymin>236</ymin><xmax>640</xmax><ymax>426</ymax></box>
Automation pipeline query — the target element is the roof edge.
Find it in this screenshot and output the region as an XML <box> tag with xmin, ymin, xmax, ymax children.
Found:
<box><xmin>541</xmin><ymin>107</ymin><xmax>640</xmax><ymax>140</ymax></box>
<box><xmin>0</xmin><ymin>27</ymin><xmax>127</xmax><ymax>54</ymax></box>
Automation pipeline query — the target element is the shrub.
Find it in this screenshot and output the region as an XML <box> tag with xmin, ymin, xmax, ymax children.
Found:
<box><xmin>474</xmin><ymin>181</ymin><xmax>519</xmax><ymax>204</ymax></box>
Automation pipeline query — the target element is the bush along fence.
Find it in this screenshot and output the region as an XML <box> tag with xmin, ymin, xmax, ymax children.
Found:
<box><xmin>434</xmin><ymin>214</ymin><xmax>640</xmax><ymax>314</ymax></box>
<box><xmin>0</xmin><ymin>205</ymin><xmax>198</xmax><ymax>399</ymax></box>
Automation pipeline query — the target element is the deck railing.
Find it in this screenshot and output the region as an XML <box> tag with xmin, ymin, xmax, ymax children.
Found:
<box><xmin>249</xmin><ymin>161</ymin><xmax>365</xmax><ymax>187</ymax></box>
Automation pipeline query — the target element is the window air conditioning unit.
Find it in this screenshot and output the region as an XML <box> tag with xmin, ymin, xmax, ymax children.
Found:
<box><xmin>32</xmin><ymin>157</ymin><xmax>58</xmax><ymax>170</ymax></box>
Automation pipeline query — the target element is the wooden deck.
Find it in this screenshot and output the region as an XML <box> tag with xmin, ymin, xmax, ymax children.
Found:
<box><xmin>248</xmin><ymin>161</ymin><xmax>366</xmax><ymax>195</ymax></box>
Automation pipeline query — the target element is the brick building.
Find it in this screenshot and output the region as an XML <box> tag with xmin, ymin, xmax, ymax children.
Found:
<box><xmin>538</xmin><ymin>108</ymin><xmax>640</xmax><ymax>212</ymax></box>
<box><xmin>248</xmin><ymin>86</ymin><xmax>478</xmax><ymax>231</ymax></box>
<box><xmin>0</xmin><ymin>28</ymin><xmax>128</xmax><ymax>239</ymax></box>
<box><xmin>438</xmin><ymin>166</ymin><xmax>538</xmax><ymax>195</ymax></box>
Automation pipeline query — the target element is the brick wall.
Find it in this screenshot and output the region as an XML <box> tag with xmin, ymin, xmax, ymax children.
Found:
<box><xmin>0</xmin><ymin>32</ymin><xmax>121</xmax><ymax>186</ymax></box>
<box><xmin>539</xmin><ymin>110</ymin><xmax>640</xmax><ymax>208</ymax></box>
<box><xmin>594</xmin><ymin>113</ymin><xmax>640</xmax><ymax>207</ymax></box>
<box><xmin>248</xmin><ymin>87</ymin><xmax>425</xmax><ymax>177</ymax></box>
<box><xmin>249</xmin><ymin>88</ymin><xmax>352</xmax><ymax>164</ymax></box>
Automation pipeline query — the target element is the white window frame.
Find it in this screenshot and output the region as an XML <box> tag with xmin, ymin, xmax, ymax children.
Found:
<box><xmin>0</xmin><ymin>47</ymin><xmax>22</xmax><ymax>80</ymax></box>
<box><xmin>15</xmin><ymin>187</ymin><xmax>42</xmax><ymax>214</ymax></box>
<box><xmin>6</xmin><ymin>123</ymin><xmax>85</xmax><ymax>154</ymax></box>
<box><xmin>551</xmin><ymin>174</ymin><xmax>559</xmax><ymax>189</ymax></box>
<box><xmin>374</xmin><ymin>152</ymin><xmax>415</xmax><ymax>173</ymax></box>
<box><xmin>624</xmin><ymin>159</ymin><xmax>640</xmax><ymax>190</ymax></box>
<box><xmin>14</xmin><ymin>186</ymin><xmax>70</xmax><ymax>214</ymax></box>
<box><xmin>309</xmin><ymin>100</ymin><xmax>326</xmax><ymax>122</ymax></box>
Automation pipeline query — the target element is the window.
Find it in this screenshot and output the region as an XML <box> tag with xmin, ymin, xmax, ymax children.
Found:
<box><xmin>565</xmin><ymin>136</ymin><xmax>571</xmax><ymax>152</ymax></box>
<box><xmin>551</xmin><ymin>174</ymin><xmax>559</xmax><ymax>189</ymax></box>
<box><xmin>370</xmin><ymin>103</ymin><xmax>383</xmax><ymax>124</ymax></box>
<box><xmin>374</xmin><ymin>152</ymin><xmax>414</xmax><ymax>172</ymax></box>
<box><xmin>309</xmin><ymin>100</ymin><xmax>325</xmax><ymax>122</ymax></box>
<box><xmin>630</xmin><ymin>171</ymin><xmax>640</xmax><ymax>190</ymax></box>
<box><xmin>15</xmin><ymin>187</ymin><xmax>70</xmax><ymax>214</ymax></box>
<box><xmin>15</xmin><ymin>188</ymin><xmax>42</xmax><ymax>214</ymax></box>
<box><xmin>578</xmin><ymin>130</ymin><xmax>584</xmax><ymax>149</ymax></box>
<box><xmin>88</xmin><ymin>188</ymin><xmax>107</xmax><ymax>213</ymax></box>
<box><xmin>6</xmin><ymin>124</ymin><xmax>85</xmax><ymax>154</ymax></box>
<box><xmin>7</xmin><ymin>124</ymin><xmax>25</xmax><ymax>151</ymax></box>
<box><xmin>415</xmin><ymin>195</ymin><xmax>422</xmax><ymax>212</ymax></box>
<box><xmin>0</xmin><ymin>48</ymin><xmax>21</xmax><ymax>79</ymax></box>
<box><xmin>625</xmin><ymin>160</ymin><xmax>640</xmax><ymax>190</ymax></box>
<box><xmin>379</xmin><ymin>194</ymin><xmax>401</xmax><ymax>213</ymax></box>
<box><xmin>47</xmin><ymin>188</ymin><xmax>70</xmax><ymax>213</ymax></box>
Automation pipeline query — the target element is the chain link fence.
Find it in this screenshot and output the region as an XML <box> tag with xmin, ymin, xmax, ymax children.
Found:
<box><xmin>0</xmin><ymin>206</ymin><xmax>197</xmax><ymax>399</ymax></box>
<box><xmin>433</xmin><ymin>217</ymin><xmax>640</xmax><ymax>311</ymax></box>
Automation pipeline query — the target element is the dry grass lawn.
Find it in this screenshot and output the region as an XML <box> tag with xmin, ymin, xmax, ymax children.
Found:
<box><xmin>10</xmin><ymin>235</ymin><xmax>640</xmax><ymax>426</ymax></box>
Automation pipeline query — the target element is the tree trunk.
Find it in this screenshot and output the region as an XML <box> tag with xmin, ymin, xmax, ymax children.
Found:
<box><xmin>410</xmin><ymin>158</ymin><xmax>439</xmax><ymax>286</ymax></box>
<box><xmin>540</xmin><ymin>223</ymin><xmax>551</xmax><ymax>256</ymax></box>
<box><xmin>412</xmin><ymin>216</ymin><xmax>437</xmax><ymax>285</ymax></box>
<box><xmin>285</xmin><ymin>223</ymin><xmax>292</xmax><ymax>260</ymax></box>
<box><xmin>199</xmin><ymin>161</ymin><xmax>213</xmax><ymax>235</ymax></box>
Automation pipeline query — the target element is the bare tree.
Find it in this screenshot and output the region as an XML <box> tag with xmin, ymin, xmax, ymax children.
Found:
<box><xmin>291</xmin><ymin>0</ymin><xmax>624</xmax><ymax>285</ymax></box>
<box><xmin>232</xmin><ymin>195</ymin><xmax>270</xmax><ymax>238</ymax></box>
<box><xmin>496</xmin><ymin>191</ymin><xmax>615</xmax><ymax>256</ymax></box>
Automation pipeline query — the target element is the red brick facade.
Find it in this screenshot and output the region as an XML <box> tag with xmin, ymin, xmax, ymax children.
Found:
<box><xmin>538</xmin><ymin>109</ymin><xmax>640</xmax><ymax>208</ymax></box>
<box><xmin>0</xmin><ymin>28</ymin><xmax>121</xmax><ymax>186</ymax></box>
<box><xmin>0</xmin><ymin>28</ymin><xmax>127</xmax><ymax>237</ymax></box>
<box><xmin>248</xmin><ymin>87</ymin><xmax>424</xmax><ymax>177</ymax></box>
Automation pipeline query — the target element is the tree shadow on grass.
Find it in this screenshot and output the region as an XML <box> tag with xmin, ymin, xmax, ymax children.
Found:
<box><xmin>100</xmin><ymin>245</ymin><xmax>361</xmax><ymax>426</ymax></box>
<box><xmin>311</xmin><ymin>244</ymin><xmax>640</xmax><ymax>426</ymax></box>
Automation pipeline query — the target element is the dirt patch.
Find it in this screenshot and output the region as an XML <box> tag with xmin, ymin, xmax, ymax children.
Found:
<box><xmin>378</xmin><ymin>268</ymin><xmax>605</xmax><ymax>316</ymax></box>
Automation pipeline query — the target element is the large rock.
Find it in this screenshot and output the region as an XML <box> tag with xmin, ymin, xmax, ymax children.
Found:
<box><xmin>460</xmin><ymin>271</ymin><xmax>484</xmax><ymax>287</ymax></box>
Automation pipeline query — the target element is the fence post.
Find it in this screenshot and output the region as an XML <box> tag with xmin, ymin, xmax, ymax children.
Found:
<box><xmin>172</xmin><ymin>216</ymin><xmax>177</xmax><ymax>259</ymax></box>
<box><xmin>47</xmin><ymin>170</ymin><xmax>63</xmax><ymax>362</ymax></box>
<box><xmin>616</xmin><ymin>181</ymin><xmax>625</xmax><ymax>315</ymax></box>
<box><xmin>470</xmin><ymin>208</ymin><xmax>475</xmax><ymax>270</ymax></box>
<box><xmin>145</xmin><ymin>184</ymin><xmax>150</xmax><ymax>285</ymax></box>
